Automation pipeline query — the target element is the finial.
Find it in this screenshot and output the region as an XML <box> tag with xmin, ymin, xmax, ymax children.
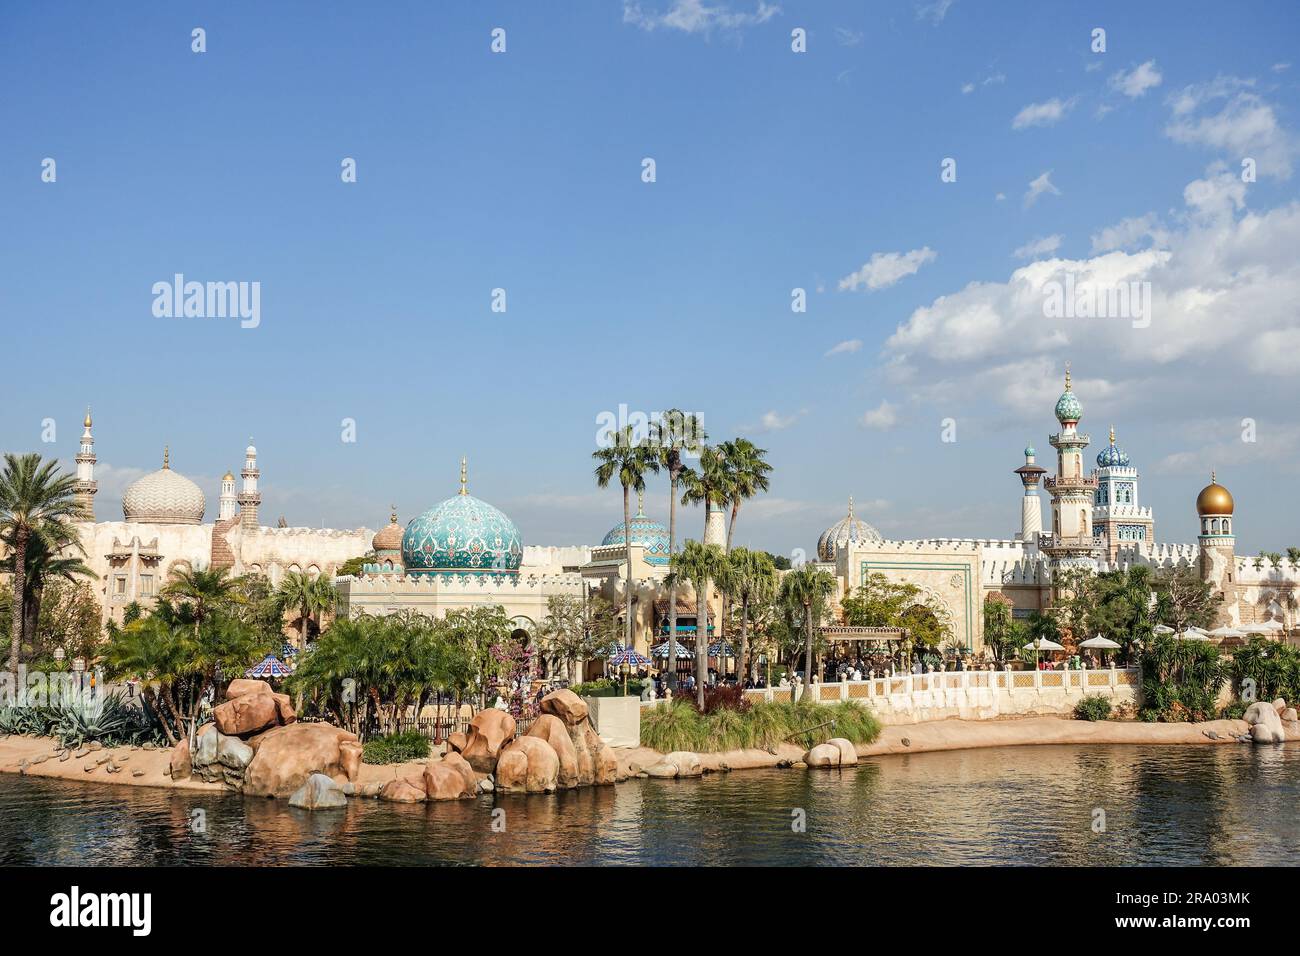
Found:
<box><xmin>637</xmin><ymin>488</ymin><xmax>645</xmax><ymax>515</ymax></box>
<box><xmin>163</xmin><ymin>445</ymin><xmax>170</xmax><ymax>469</ymax></box>
<box><xmin>1109</xmin><ymin>425</ymin><xmax>1115</xmax><ymax>444</ymax></box>
<box><xmin>84</xmin><ymin>406</ymin><xmax>92</xmax><ymax>428</ymax></box>
<box><xmin>1064</xmin><ymin>361</ymin><xmax>1071</xmax><ymax>391</ymax></box>
<box><xmin>459</xmin><ymin>457</ymin><xmax>468</xmax><ymax>495</ymax></box>
<box><xmin>390</xmin><ymin>504</ymin><xmax>397</xmax><ymax>524</ymax></box>
<box><xmin>848</xmin><ymin>495</ymin><xmax>854</xmax><ymax>519</ymax></box>
<box><xmin>1211</xmin><ymin>469</ymin><xmax>1216</xmax><ymax>485</ymax></box>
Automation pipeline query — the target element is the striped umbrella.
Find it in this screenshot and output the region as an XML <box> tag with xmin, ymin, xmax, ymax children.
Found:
<box><xmin>607</xmin><ymin>645</ymin><xmax>651</xmax><ymax>667</ymax></box>
<box><xmin>281</xmin><ymin>642</ymin><xmax>299</xmax><ymax>658</ymax></box>
<box><xmin>245</xmin><ymin>654</ymin><xmax>294</xmax><ymax>679</ymax></box>
<box><xmin>707</xmin><ymin>642</ymin><xmax>737</xmax><ymax>658</ymax></box>
<box><xmin>652</xmin><ymin>642</ymin><xmax>696</xmax><ymax>659</ymax></box>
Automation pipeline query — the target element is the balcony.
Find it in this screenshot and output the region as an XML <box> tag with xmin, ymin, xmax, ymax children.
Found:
<box><xmin>1043</xmin><ymin>475</ymin><xmax>1099</xmax><ymax>493</ymax></box>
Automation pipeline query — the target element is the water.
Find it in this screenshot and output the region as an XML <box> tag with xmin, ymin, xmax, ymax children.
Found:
<box><xmin>3</xmin><ymin>744</ymin><xmax>1298</xmax><ymax>865</ymax></box>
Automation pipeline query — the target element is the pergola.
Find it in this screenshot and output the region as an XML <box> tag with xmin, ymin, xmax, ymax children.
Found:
<box><xmin>817</xmin><ymin>626</ymin><xmax>911</xmax><ymax>644</ymax></box>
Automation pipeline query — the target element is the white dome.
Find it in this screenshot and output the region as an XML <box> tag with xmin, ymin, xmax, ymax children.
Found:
<box><xmin>123</xmin><ymin>462</ymin><xmax>206</xmax><ymax>525</ymax></box>
<box><xmin>816</xmin><ymin>498</ymin><xmax>882</xmax><ymax>561</ymax></box>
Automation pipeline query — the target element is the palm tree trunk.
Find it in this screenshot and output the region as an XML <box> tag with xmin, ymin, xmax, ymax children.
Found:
<box><xmin>739</xmin><ymin>593</ymin><xmax>750</xmax><ymax>683</ymax></box>
<box><xmin>8</xmin><ymin>528</ymin><xmax>27</xmax><ymax>678</ymax></box>
<box><xmin>23</xmin><ymin>581</ymin><xmax>41</xmax><ymax>658</ymax></box>
<box><xmin>726</xmin><ymin>502</ymin><xmax>740</xmax><ymax>551</ymax></box>
<box><xmin>667</xmin><ymin>476</ymin><xmax>678</xmax><ymax>690</ymax></box>
<box><xmin>696</xmin><ymin>577</ymin><xmax>709</xmax><ymax>708</ymax></box>
<box><xmin>803</xmin><ymin>604</ymin><xmax>815</xmax><ymax>691</ymax></box>
<box><xmin>623</xmin><ymin>486</ymin><xmax>634</xmax><ymax>656</ymax></box>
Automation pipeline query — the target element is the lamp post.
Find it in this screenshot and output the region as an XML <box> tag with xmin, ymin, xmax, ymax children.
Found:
<box><xmin>621</xmin><ymin>659</ymin><xmax>630</xmax><ymax>697</ymax></box>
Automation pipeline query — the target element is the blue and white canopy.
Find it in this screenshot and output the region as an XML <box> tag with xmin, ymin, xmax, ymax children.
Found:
<box><xmin>245</xmin><ymin>654</ymin><xmax>293</xmax><ymax>679</ymax></box>
<box><xmin>607</xmin><ymin>645</ymin><xmax>652</xmax><ymax>667</ymax></box>
<box><xmin>707</xmin><ymin>642</ymin><xmax>737</xmax><ymax>657</ymax></box>
<box><xmin>652</xmin><ymin>641</ymin><xmax>696</xmax><ymax>659</ymax></box>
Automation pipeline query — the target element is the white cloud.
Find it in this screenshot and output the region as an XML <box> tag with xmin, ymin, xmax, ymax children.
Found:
<box><xmin>1272</xmin><ymin>63</ymin><xmax>1291</xmax><ymax>73</ymax></box>
<box><xmin>995</xmin><ymin>192</ymin><xmax>1007</xmax><ymax>202</ymax></box>
<box><xmin>1012</xmin><ymin>96</ymin><xmax>1076</xmax><ymax>129</ymax></box>
<box><xmin>1109</xmin><ymin>60</ymin><xmax>1163</xmax><ymax>98</ymax></box>
<box><xmin>916</xmin><ymin>0</ymin><xmax>955</xmax><ymax>24</ymax></box>
<box><xmin>860</xmin><ymin>400</ymin><xmax>900</xmax><ymax>430</ymax></box>
<box><xmin>1165</xmin><ymin>79</ymin><xmax>1295</xmax><ymax>179</ymax></box>
<box><xmin>1023</xmin><ymin>171</ymin><xmax>1061</xmax><ymax>208</ymax></box>
<box><xmin>963</xmin><ymin>71</ymin><xmax>1005</xmax><ymax>94</ymax></box>
<box><xmin>834</xmin><ymin>26</ymin><xmax>863</xmax><ymax>46</ymax></box>
<box><xmin>961</xmin><ymin>82</ymin><xmax>975</xmax><ymax>95</ymax></box>
<box><xmin>623</xmin><ymin>0</ymin><xmax>780</xmax><ymax>34</ymax></box>
<box><xmin>755</xmin><ymin>410</ymin><xmax>801</xmax><ymax>432</ymax></box>
<box><xmin>824</xmin><ymin>339</ymin><xmax>862</xmax><ymax>357</ymax></box>
<box><xmin>1012</xmin><ymin>234</ymin><xmax>1063</xmax><ymax>259</ymax></box>
<box><xmin>1090</xmin><ymin>213</ymin><xmax>1168</xmax><ymax>253</ymax></box>
<box><xmin>839</xmin><ymin>247</ymin><xmax>937</xmax><ymax>292</ymax></box>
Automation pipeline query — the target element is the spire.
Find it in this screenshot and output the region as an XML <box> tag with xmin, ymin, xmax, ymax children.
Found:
<box><xmin>459</xmin><ymin>457</ymin><xmax>468</xmax><ymax>495</ymax></box>
<box><xmin>84</xmin><ymin>406</ymin><xmax>92</xmax><ymax>428</ymax></box>
<box><xmin>1211</xmin><ymin>469</ymin><xmax>1216</xmax><ymax>485</ymax></box>
<box><xmin>390</xmin><ymin>504</ymin><xmax>398</xmax><ymax>524</ymax></box>
<box><xmin>1109</xmin><ymin>425</ymin><xmax>1116</xmax><ymax>445</ymax></box>
<box><xmin>636</xmin><ymin>488</ymin><xmax>645</xmax><ymax>516</ymax></box>
<box><xmin>163</xmin><ymin>445</ymin><xmax>170</xmax><ymax>469</ymax></box>
<box><xmin>847</xmin><ymin>495</ymin><xmax>855</xmax><ymax>520</ymax></box>
<box><xmin>1064</xmin><ymin>361</ymin><xmax>1071</xmax><ymax>391</ymax></box>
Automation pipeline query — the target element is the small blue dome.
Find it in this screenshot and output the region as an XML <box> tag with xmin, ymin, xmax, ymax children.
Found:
<box><xmin>402</xmin><ymin>478</ymin><xmax>522</xmax><ymax>576</ymax></box>
<box><xmin>601</xmin><ymin>505</ymin><xmax>670</xmax><ymax>566</ymax></box>
<box><xmin>1096</xmin><ymin>429</ymin><xmax>1131</xmax><ymax>468</ymax></box>
<box><xmin>1024</xmin><ymin>444</ymin><xmax>1036</xmax><ymax>458</ymax></box>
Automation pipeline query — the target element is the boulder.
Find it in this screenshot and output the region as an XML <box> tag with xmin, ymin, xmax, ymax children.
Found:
<box><xmin>662</xmin><ymin>751</ymin><xmax>702</xmax><ymax>777</ymax></box>
<box><xmin>827</xmin><ymin>737</ymin><xmax>859</xmax><ymax>766</ymax></box>
<box><xmin>217</xmin><ymin>734</ymin><xmax>255</xmax><ymax>771</ymax></box>
<box><xmin>593</xmin><ymin>743</ymin><xmax>618</xmax><ymax>785</ymax></box>
<box><xmin>495</xmin><ymin>736</ymin><xmax>560</xmax><ymax>793</ymax></box>
<box><xmin>338</xmin><ymin>740</ymin><xmax>363</xmax><ymax>783</ymax></box>
<box><xmin>525</xmin><ymin>714</ymin><xmax>580</xmax><ymax>788</ymax></box>
<box><xmin>289</xmin><ymin>773</ymin><xmax>347</xmax><ymax>810</ymax></box>
<box><xmin>446</xmin><ymin>732</ymin><xmax>467</xmax><ymax>754</ymax></box>
<box><xmin>461</xmin><ymin>709</ymin><xmax>517</xmax><ymax>774</ymax></box>
<box><xmin>225</xmin><ymin>678</ymin><xmax>272</xmax><ymax>700</ymax></box>
<box><xmin>272</xmin><ymin>693</ymin><xmax>297</xmax><ymax>726</ymax></box>
<box><xmin>424</xmin><ymin>759</ymin><xmax>475</xmax><ymax>800</ymax></box>
<box><xmin>193</xmin><ymin>725</ymin><xmax>218</xmax><ymax>769</ymax></box>
<box><xmin>1283</xmin><ymin>708</ymin><xmax>1298</xmax><ymax>722</ymax></box>
<box><xmin>1274</xmin><ymin>698</ymin><xmax>1288</xmax><ymax>714</ymax></box>
<box><xmin>169</xmin><ymin>738</ymin><xmax>192</xmax><ymax>781</ymax></box>
<box><xmin>441</xmin><ymin>751</ymin><xmax>478</xmax><ymax>794</ymax></box>
<box><xmin>213</xmin><ymin>691</ymin><xmax>280</xmax><ymax>737</ymax></box>
<box><xmin>1244</xmin><ymin>701</ymin><xmax>1285</xmax><ymax>744</ymax></box>
<box><xmin>540</xmin><ymin>689</ymin><xmax>588</xmax><ymax>727</ymax></box>
<box><xmin>242</xmin><ymin>723</ymin><xmax>361</xmax><ymax>798</ymax></box>
<box><xmin>644</xmin><ymin>761</ymin><xmax>679</xmax><ymax>778</ymax></box>
<box><xmin>380</xmin><ymin>778</ymin><xmax>427</xmax><ymax>803</ymax></box>
<box><xmin>804</xmin><ymin>743</ymin><xmax>842</xmax><ymax>767</ymax></box>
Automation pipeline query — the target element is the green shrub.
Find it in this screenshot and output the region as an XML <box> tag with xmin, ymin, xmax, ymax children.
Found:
<box><xmin>1218</xmin><ymin>701</ymin><xmax>1247</xmax><ymax>721</ymax></box>
<box><xmin>640</xmin><ymin>699</ymin><xmax>880</xmax><ymax>754</ymax></box>
<box><xmin>571</xmin><ymin>678</ymin><xmax>648</xmax><ymax>698</ymax></box>
<box><xmin>0</xmin><ymin>692</ymin><xmax>163</xmax><ymax>748</ymax></box>
<box><xmin>362</xmin><ymin>730</ymin><xmax>431</xmax><ymax>764</ymax></box>
<box><xmin>1073</xmin><ymin>695</ymin><xmax>1112</xmax><ymax>721</ymax></box>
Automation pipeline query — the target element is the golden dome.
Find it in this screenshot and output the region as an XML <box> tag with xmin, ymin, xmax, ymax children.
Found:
<box><xmin>1196</xmin><ymin>471</ymin><xmax>1234</xmax><ymax>516</ymax></box>
<box><xmin>223</xmin><ymin>470</ymin><xmax>235</xmax><ymax>482</ymax></box>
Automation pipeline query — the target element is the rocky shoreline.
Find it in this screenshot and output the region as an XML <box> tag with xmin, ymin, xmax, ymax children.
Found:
<box><xmin>2</xmin><ymin>701</ymin><xmax>1296</xmax><ymax>798</ymax></box>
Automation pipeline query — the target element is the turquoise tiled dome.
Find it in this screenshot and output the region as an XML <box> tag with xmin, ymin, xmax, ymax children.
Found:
<box><xmin>402</xmin><ymin>464</ymin><xmax>522</xmax><ymax>576</ymax></box>
<box><xmin>601</xmin><ymin>502</ymin><xmax>670</xmax><ymax>566</ymax></box>
<box><xmin>1054</xmin><ymin>388</ymin><xmax>1082</xmax><ymax>423</ymax></box>
<box><xmin>1096</xmin><ymin>428</ymin><xmax>1131</xmax><ymax>468</ymax></box>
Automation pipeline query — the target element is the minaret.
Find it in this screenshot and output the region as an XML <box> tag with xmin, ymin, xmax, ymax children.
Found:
<box><xmin>219</xmin><ymin>470</ymin><xmax>237</xmax><ymax>521</ymax></box>
<box><xmin>1043</xmin><ymin>364</ymin><xmax>1102</xmax><ymax>584</ymax></box>
<box><xmin>1196</xmin><ymin>471</ymin><xmax>1235</xmax><ymax>618</ymax></box>
<box><xmin>237</xmin><ymin>439</ymin><xmax>261</xmax><ymax>531</ymax></box>
<box><xmin>1013</xmin><ymin>443</ymin><xmax>1046</xmax><ymax>541</ymax></box>
<box><xmin>74</xmin><ymin>406</ymin><xmax>97</xmax><ymax>521</ymax></box>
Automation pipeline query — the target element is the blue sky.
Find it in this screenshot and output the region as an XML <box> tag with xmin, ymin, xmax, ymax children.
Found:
<box><xmin>2</xmin><ymin>0</ymin><xmax>1298</xmax><ymax>556</ymax></box>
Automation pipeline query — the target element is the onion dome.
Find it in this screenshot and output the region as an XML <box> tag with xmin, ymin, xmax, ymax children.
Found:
<box><xmin>816</xmin><ymin>496</ymin><xmax>883</xmax><ymax>561</ymax></box>
<box><xmin>372</xmin><ymin>506</ymin><xmax>403</xmax><ymax>552</ymax></box>
<box><xmin>1054</xmin><ymin>365</ymin><xmax>1082</xmax><ymax>424</ymax></box>
<box><xmin>1196</xmin><ymin>471</ymin><xmax>1234</xmax><ymax>516</ymax></box>
<box><xmin>122</xmin><ymin>446</ymin><xmax>206</xmax><ymax>524</ymax></box>
<box><xmin>401</xmin><ymin>459</ymin><xmax>522</xmax><ymax>575</ymax></box>
<box><xmin>223</xmin><ymin>470</ymin><xmax>235</xmax><ymax>482</ymax></box>
<box><xmin>600</xmin><ymin>492</ymin><xmax>670</xmax><ymax>566</ymax></box>
<box><xmin>1024</xmin><ymin>444</ymin><xmax>1036</xmax><ymax>458</ymax></box>
<box><xmin>1095</xmin><ymin>426</ymin><xmax>1131</xmax><ymax>468</ymax></box>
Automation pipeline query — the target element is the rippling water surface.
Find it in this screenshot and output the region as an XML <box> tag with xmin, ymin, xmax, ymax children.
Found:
<box><xmin>3</xmin><ymin>744</ymin><xmax>1298</xmax><ymax>866</ymax></box>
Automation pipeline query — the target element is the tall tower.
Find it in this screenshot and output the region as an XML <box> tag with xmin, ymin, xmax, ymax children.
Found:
<box><xmin>219</xmin><ymin>470</ymin><xmax>237</xmax><ymax>521</ymax></box>
<box><xmin>1092</xmin><ymin>426</ymin><xmax>1154</xmax><ymax>561</ymax></box>
<box><xmin>74</xmin><ymin>407</ymin><xmax>97</xmax><ymax>521</ymax></box>
<box><xmin>1196</xmin><ymin>471</ymin><xmax>1235</xmax><ymax>619</ymax></box>
<box><xmin>1013</xmin><ymin>443</ymin><xmax>1046</xmax><ymax>541</ymax></box>
<box><xmin>1043</xmin><ymin>364</ymin><xmax>1101</xmax><ymax>583</ymax></box>
<box><xmin>237</xmin><ymin>439</ymin><xmax>261</xmax><ymax>531</ymax></box>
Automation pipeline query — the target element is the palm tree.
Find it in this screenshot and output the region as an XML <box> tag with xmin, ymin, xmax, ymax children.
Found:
<box><xmin>718</xmin><ymin>438</ymin><xmax>772</xmax><ymax>551</ymax></box>
<box><xmin>780</xmin><ymin>565</ymin><xmax>837</xmax><ymax>688</ymax></box>
<box><xmin>651</xmin><ymin>410</ymin><xmax>705</xmax><ymax>688</ymax></box>
<box><xmin>160</xmin><ymin>565</ymin><xmax>239</xmax><ymax>635</ymax></box>
<box><xmin>722</xmin><ymin>547</ymin><xmax>777</xmax><ymax>682</ymax></box>
<box><xmin>0</xmin><ymin>453</ymin><xmax>84</xmax><ymax>678</ymax></box>
<box><xmin>275</xmin><ymin>570</ymin><xmax>339</xmax><ymax>649</ymax></box>
<box><xmin>594</xmin><ymin>425</ymin><xmax>661</xmax><ymax>660</ymax></box>
<box><xmin>3</xmin><ymin>521</ymin><xmax>94</xmax><ymax>652</ymax></box>
<box><xmin>667</xmin><ymin>540</ymin><xmax>728</xmax><ymax>707</ymax></box>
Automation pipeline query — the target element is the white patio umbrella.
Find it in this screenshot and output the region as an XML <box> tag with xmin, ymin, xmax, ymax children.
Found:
<box><xmin>1023</xmin><ymin>637</ymin><xmax>1065</xmax><ymax>667</ymax></box>
<box><xmin>1153</xmin><ymin>624</ymin><xmax>1175</xmax><ymax>635</ymax></box>
<box><xmin>1079</xmin><ymin>635</ymin><xmax>1121</xmax><ymax>649</ymax></box>
<box><xmin>1174</xmin><ymin>630</ymin><xmax>1210</xmax><ymax>641</ymax></box>
<box><xmin>1208</xmin><ymin>625</ymin><xmax>1246</xmax><ymax>639</ymax></box>
<box><xmin>1248</xmin><ymin>619</ymin><xmax>1285</xmax><ymax>633</ymax></box>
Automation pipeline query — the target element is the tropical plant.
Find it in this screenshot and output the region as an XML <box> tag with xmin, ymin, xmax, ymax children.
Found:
<box><xmin>535</xmin><ymin>591</ymin><xmax>619</xmax><ymax>682</ymax></box>
<box><xmin>594</xmin><ymin>424</ymin><xmax>661</xmax><ymax>658</ymax></box>
<box><xmin>274</xmin><ymin>569</ymin><xmax>338</xmax><ymax>648</ymax></box>
<box><xmin>1073</xmin><ymin>695</ymin><xmax>1112</xmax><ymax>721</ymax></box>
<box><xmin>361</xmin><ymin>729</ymin><xmax>431</xmax><ymax>765</ymax></box>
<box><xmin>1137</xmin><ymin>634</ymin><xmax>1225</xmax><ymax>722</ymax></box>
<box><xmin>840</xmin><ymin>572</ymin><xmax>948</xmax><ymax>656</ymax></box>
<box><xmin>650</xmin><ymin>410</ymin><xmax>705</xmax><ymax>689</ymax></box>
<box><xmin>1152</xmin><ymin>566</ymin><xmax>1221</xmax><ymax>634</ymax></box>
<box><xmin>718</xmin><ymin>437</ymin><xmax>772</xmax><ymax>552</ymax></box>
<box><xmin>0</xmin><ymin>453</ymin><xmax>84</xmax><ymax>678</ymax></box>
<box><xmin>2</xmin><ymin>520</ymin><xmax>93</xmax><ymax>654</ymax></box>
<box><xmin>780</xmin><ymin>564</ymin><xmax>837</xmax><ymax>684</ymax></box>
<box><xmin>721</xmin><ymin>547</ymin><xmax>778</xmax><ymax>682</ymax></box>
<box><xmin>160</xmin><ymin>564</ymin><xmax>241</xmax><ymax>634</ymax></box>
<box><xmin>666</xmin><ymin>540</ymin><xmax>729</xmax><ymax>707</ymax></box>
<box><xmin>1228</xmin><ymin>637</ymin><xmax>1300</xmax><ymax>704</ymax></box>
<box><xmin>982</xmin><ymin>594</ymin><xmax>1017</xmax><ymax>664</ymax></box>
<box><xmin>640</xmin><ymin>698</ymin><xmax>879</xmax><ymax>753</ymax></box>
